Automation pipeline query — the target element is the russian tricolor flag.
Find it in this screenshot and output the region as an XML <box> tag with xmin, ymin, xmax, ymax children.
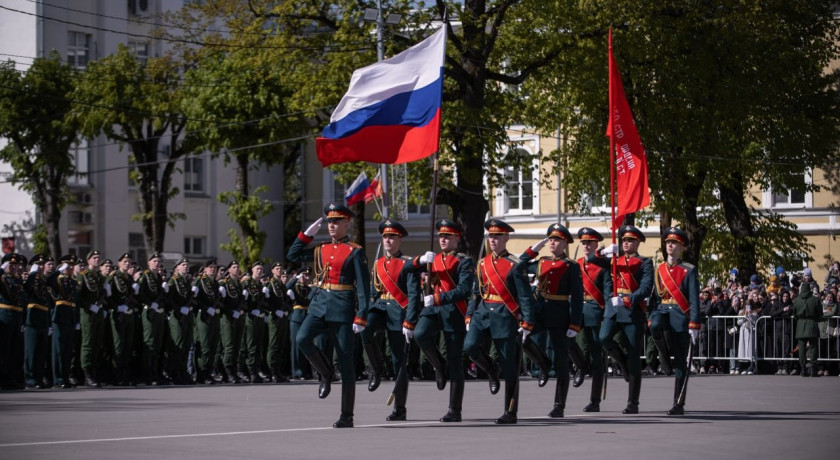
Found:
<box><xmin>316</xmin><ymin>27</ymin><xmax>446</xmax><ymax>167</ymax></box>
<box><xmin>344</xmin><ymin>171</ymin><xmax>383</xmax><ymax>205</ymax></box>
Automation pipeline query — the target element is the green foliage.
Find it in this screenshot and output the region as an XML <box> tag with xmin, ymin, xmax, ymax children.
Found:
<box><xmin>218</xmin><ymin>186</ymin><xmax>275</xmax><ymax>266</ymax></box>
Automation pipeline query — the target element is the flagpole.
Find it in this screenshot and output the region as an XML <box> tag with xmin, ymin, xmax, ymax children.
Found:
<box><xmin>427</xmin><ymin>13</ymin><xmax>448</xmax><ymax>294</ymax></box>
<box><xmin>608</xmin><ymin>27</ymin><xmax>618</xmax><ymax>298</ymax></box>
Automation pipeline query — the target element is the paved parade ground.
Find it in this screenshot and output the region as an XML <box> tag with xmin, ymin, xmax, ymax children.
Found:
<box><xmin>1</xmin><ymin>374</ymin><xmax>836</xmax><ymax>459</ymax></box>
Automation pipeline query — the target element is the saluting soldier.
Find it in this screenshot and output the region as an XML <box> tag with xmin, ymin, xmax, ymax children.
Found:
<box><xmin>137</xmin><ymin>252</ymin><xmax>168</xmax><ymax>385</ymax></box>
<box><xmin>599</xmin><ymin>225</ymin><xmax>653</xmax><ymax>414</ymax></box>
<box><xmin>0</xmin><ymin>253</ymin><xmax>27</xmax><ymax>390</ymax></box>
<box><xmin>218</xmin><ymin>260</ymin><xmax>246</xmax><ymax>383</ymax></box>
<box><xmin>464</xmin><ymin>219</ymin><xmax>536</xmax><ymax>424</ymax></box>
<box><xmin>166</xmin><ymin>258</ymin><xmax>194</xmax><ymax>385</ymax></box>
<box><xmin>242</xmin><ymin>261</ymin><xmax>268</xmax><ymax>383</ymax></box>
<box><xmin>265</xmin><ymin>262</ymin><xmax>291</xmax><ymax>383</ymax></box>
<box><xmin>286</xmin><ymin>267</ymin><xmax>312</xmax><ymax>380</ymax></box>
<box><xmin>363</xmin><ymin>220</ymin><xmax>421</xmax><ymax>421</ymax></box>
<box><xmin>107</xmin><ymin>253</ymin><xmax>138</xmax><ymax>386</ymax></box>
<box><xmin>575</xmin><ymin>227</ymin><xmax>613</xmax><ymax>412</ymax></box>
<box><xmin>24</xmin><ymin>254</ymin><xmax>53</xmax><ymax>389</ymax></box>
<box><xmin>649</xmin><ymin>227</ymin><xmax>700</xmax><ymax>415</ymax></box>
<box><xmin>516</xmin><ymin>223</ymin><xmax>584</xmax><ymax>418</ymax></box>
<box><xmin>412</xmin><ymin>219</ymin><xmax>475</xmax><ymax>422</ymax></box>
<box><xmin>76</xmin><ymin>250</ymin><xmax>106</xmax><ymax>388</ymax></box>
<box><xmin>49</xmin><ymin>255</ymin><xmax>79</xmax><ymax>388</ymax></box>
<box><xmin>192</xmin><ymin>259</ymin><xmax>221</xmax><ymax>384</ymax></box>
<box><xmin>287</xmin><ymin>204</ymin><xmax>371</xmax><ymax>428</ymax></box>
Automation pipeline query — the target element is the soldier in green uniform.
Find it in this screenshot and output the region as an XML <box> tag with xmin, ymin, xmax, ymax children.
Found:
<box><xmin>241</xmin><ymin>261</ymin><xmax>268</xmax><ymax>383</ymax></box>
<box><xmin>24</xmin><ymin>254</ymin><xmax>54</xmax><ymax>388</ymax></box>
<box><xmin>166</xmin><ymin>258</ymin><xmax>194</xmax><ymax>385</ymax></box>
<box><xmin>287</xmin><ymin>267</ymin><xmax>312</xmax><ymax>379</ymax></box>
<box><xmin>192</xmin><ymin>258</ymin><xmax>221</xmax><ymax>384</ymax></box>
<box><xmin>793</xmin><ymin>279</ymin><xmax>822</xmax><ymax>377</ymax></box>
<box><xmin>218</xmin><ymin>260</ymin><xmax>246</xmax><ymax>383</ymax></box>
<box><xmin>49</xmin><ymin>255</ymin><xmax>79</xmax><ymax>389</ymax></box>
<box><xmin>648</xmin><ymin>227</ymin><xmax>700</xmax><ymax>415</ymax></box>
<box><xmin>288</xmin><ymin>204</ymin><xmax>371</xmax><ymax>428</ymax></box>
<box><xmin>516</xmin><ymin>224</ymin><xmax>584</xmax><ymax>418</ymax></box>
<box><xmin>599</xmin><ymin>226</ymin><xmax>653</xmax><ymax>414</ymax></box>
<box><xmin>137</xmin><ymin>252</ymin><xmax>168</xmax><ymax>385</ymax></box>
<box><xmin>76</xmin><ymin>250</ymin><xmax>106</xmax><ymax>387</ymax></box>
<box><xmin>0</xmin><ymin>253</ymin><xmax>27</xmax><ymax>390</ymax></box>
<box><xmin>265</xmin><ymin>262</ymin><xmax>291</xmax><ymax>383</ymax></box>
<box><xmin>107</xmin><ymin>253</ymin><xmax>138</xmax><ymax>386</ymax></box>
<box><xmin>363</xmin><ymin>220</ymin><xmax>422</xmax><ymax>421</ymax></box>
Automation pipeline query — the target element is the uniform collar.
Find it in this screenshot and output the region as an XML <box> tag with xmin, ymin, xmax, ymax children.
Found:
<box><xmin>491</xmin><ymin>250</ymin><xmax>509</xmax><ymax>259</ymax></box>
<box><xmin>385</xmin><ymin>251</ymin><xmax>403</xmax><ymax>259</ymax></box>
<box><xmin>332</xmin><ymin>236</ymin><xmax>350</xmax><ymax>244</ymax></box>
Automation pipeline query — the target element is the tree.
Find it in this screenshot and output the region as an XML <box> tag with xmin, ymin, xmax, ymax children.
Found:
<box><xmin>73</xmin><ymin>46</ymin><xmax>195</xmax><ymax>253</ymax></box>
<box><xmin>0</xmin><ymin>53</ymin><xmax>81</xmax><ymax>259</ymax></box>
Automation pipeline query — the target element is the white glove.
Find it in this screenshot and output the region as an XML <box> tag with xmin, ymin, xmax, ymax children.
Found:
<box><xmin>89</xmin><ymin>303</ymin><xmax>101</xmax><ymax>314</ymax></box>
<box><xmin>601</xmin><ymin>243</ymin><xmax>618</xmax><ymax>258</ymax></box>
<box><xmin>75</xmin><ymin>323</ymin><xmax>81</xmax><ymax>331</ymax></box>
<box><xmin>518</xmin><ymin>327</ymin><xmax>531</xmax><ymax>343</ymax></box>
<box><xmin>152</xmin><ymin>302</ymin><xmax>163</xmax><ymax>313</ymax></box>
<box><xmin>251</xmin><ymin>309</ymin><xmax>261</xmax><ymax>317</ymax></box>
<box><xmin>304</xmin><ymin>217</ymin><xmax>323</xmax><ymax>237</ymax></box>
<box><xmin>57</xmin><ymin>263</ymin><xmax>69</xmax><ymax>272</ymax></box>
<box><xmin>530</xmin><ymin>238</ymin><xmax>549</xmax><ymax>253</ymax></box>
<box><xmin>402</xmin><ymin>327</ymin><xmax>414</xmax><ymax>342</ymax></box>
<box><xmin>30</xmin><ymin>263</ymin><xmax>40</xmax><ymax>274</ymax></box>
<box><xmin>191</xmin><ymin>286</ymin><xmax>199</xmax><ymax>295</ymax></box>
<box><xmin>47</xmin><ymin>327</ymin><xmax>53</xmax><ymax>336</ymax></box>
<box><xmin>180</xmin><ymin>306</ymin><xmax>190</xmax><ymax>315</ymax></box>
<box><xmin>206</xmin><ymin>307</ymin><xmax>216</xmax><ymax>316</ymax></box>
<box><xmin>242</xmin><ymin>289</ymin><xmax>249</xmax><ymax>299</ymax></box>
<box><xmin>218</xmin><ymin>286</ymin><xmax>227</xmax><ymax>298</ymax></box>
<box><xmin>117</xmin><ymin>304</ymin><xmax>129</xmax><ymax>313</ymax></box>
<box><xmin>610</xmin><ymin>296</ymin><xmax>623</xmax><ymax>308</ymax></box>
<box><xmin>104</xmin><ymin>283</ymin><xmax>112</xmax><ymax>297</ymax></box>
<box><xmin>102</xmin><ymin>310</ymin><xmax>108</xmax><ymax>319</ymax></box>
<box><xmin>465</xmin><ymin>322</ymin><xmax>470</xmax><ymax>332</ymax></box>
<box><xmin>132</xmin><ymin>283</ymin><xmax>140</xmax><ymax>295</ymax></box>
<box><xmin>275</xmin><ymin>310</ymin><xmax>285</xmax><ymax>318</ymax></box>
<box><xmin>286</xmin><ymin>289</ymin><xmax>295</xmax><ymax>301</ymax></box>
<box><xmin>162</xmin><ymin>282</ymin><xmax>169</xmax><ymax>293</ymax></box>
<box><xmin>566</xmin><ymin>328</ymin><xmax>578</xmax><ymax>338</ymax></box>
<box><xmin>419</xmin><ymin>251</ymin><xmax>435</xmax><ymax>264</ymax></box>
<box><xmin>689</xmin><ymin>329</ymin><xmax>699</xmax><ymax>342</ymax></box>
<box><xmin>21</xmin><ymin>325</ymin><xmax>25</xmax><ymax>333</ymax></box>
<box><xmin>1</xmin><ymin>262</ymin><xmax>8</xmax><ymax>271</ymax></box>
<box><xmin>232</xmin><ymin>310</ymin><xmax>241</xmax><ymax>319</ymax></box>
<box><xmin>262</xmin><ymin>286</ymin><xmax>270</xmax><ymax>299</ymax></box>
<box><xmin>352</xmin><ymin>323</ymin><xmax>365</xmax><ymax>334</ymax></box>
<box><xmin>423</xmin><ymin>295</ymin><xmax>435</xmax><ymax>307</ymax></box>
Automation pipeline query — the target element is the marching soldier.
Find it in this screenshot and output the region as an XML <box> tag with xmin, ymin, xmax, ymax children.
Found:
<box><xmin>0</xmin><ymin>253</ymin><xmax>26</xmax><ymax>390</ymax></box>
<box><xmin>464</xmin><ymin>219</ymin><xmax>536</xmax><ymax>424</ymax></box>
<box><xmin>649</xmin><ymin>227</ymin><xmax>700</xmax><ymax>415</ymax></box>
<box><xmin>516</xmin><ymin>223</ymin><xmax>583</xmax><ymax>418</ymax></box>
<box><xmin>287</xmin><ymin>267</ymin><xmax>312</xmax><ymax>380</ymax></box>
<box><xmin>76</xmin><ymin>250</ymin><xmax>106</xmax><ymax>387</ymax></box>
<box><xmin>137</xmin><ymin>252</ymin><xmax>168</xmax><ymax>385</ymax></box>
<box><xmin>265</xmin><ymin>262</ymin><xmax>291</xmax><ymax>383</ymax></box>
<box><xmin>107</xmin><ymin>253</ymin><xmax>138</xmax><ymax>386</ymax></box>
<box><xmin>287</xmin><ymin>204</ymin><xmax>371</xmax><ymax>428</ymax></box>
<box><xmin>192</xmin><ymin>259</ymin><xmax>221</xmax><ymax>384</ymax></box>
<box><xmin>242</xmin><ymin>261</ymin><xmax>268</xmax><ymax>383</ymax></box>
<box><xmin>218</xmin><ymin>260</ymin><xmax>246</xmax><ymax>383</ymax></box>
<box><xmin>363</xmin><ymin>220</ymin><xmax>421</xmax><ymax>421</ymax></box>
<box><xmin>24</xmin><ymin>254</ymin><xmax>54</xmax><ymax>389</ymax></box>
<box><xmin>49</xmin><ymin>255</ymin><xmax>79</xmax><ymax>389</ymax></box>
<box><xmin>412</xmin><ymin>219</ymin><xmax>475</xmax><ymax>422</ymax></box>
<box><xmin>599</xmin><ymin>225</ymin><xmax>653</xmax><ymax>414</ymax></box>
<box><xmin>166</xmin><ymin>258</ymin><xmax>194</xmax><ymax>385</ymax></box>
<box><xmin>575</xmin><ymin>227</ymin><xmax>613</xmax><ymax>412</ymax></box>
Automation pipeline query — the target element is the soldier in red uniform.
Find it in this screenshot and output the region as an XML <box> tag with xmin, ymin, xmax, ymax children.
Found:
<box><xmin>465</xmin><ymin>219</ymin><xmax>537</xmax><ymax>424</ymax></box>
<box><xmin>649</xmin><ymin>227</ymin><xmax>700</xmax><ymax>415</ymax></box>
<box><xmin>287</xmin><ymin>204</ymin><xmax>371</xmax><ymax>428</ymax></box>
<box><xmin>362</xmin><ymin>220</ymin><xmax>421</xmax><ymax>421</ymax></box>
<box><xmin>517</xmin><ymin>223</ymin><xmax>583</xmax><ymax>418</ymax></box>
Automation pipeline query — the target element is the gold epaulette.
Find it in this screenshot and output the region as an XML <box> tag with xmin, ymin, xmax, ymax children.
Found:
<box><xmin>348</xmin><ymin>242</ymin><xmax>362</xmax><ymax>249</ymax></box>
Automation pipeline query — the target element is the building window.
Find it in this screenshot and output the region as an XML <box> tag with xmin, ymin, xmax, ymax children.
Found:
<box><xmin>184</xmin><ymin>236</ymin><xmax>205</xmax><ymax>256</ymax></box>
<box><xmin>127</xmin><ymin>41</ymin><xmax>149</xmax><ymax>64</ymax></box>
<box><xmin>128</xmin><ymin>232</ymin><xmax>147</xmax><ymax>263</ymax></box>
<box><xmin>68</xmin><ymin>139</ymin><xmax>90</xmax><ymax>186</ymax></box>
<box><xmin>184</xmin><ymin>157</ymin><xmax>204</xmax><ymax>193</ymax></box>
<box><xmin>766</xmin><ymin>170</ymin><xmax>812</xmax><ymax>208</ymax></box>
<box><xmin>497</xmin><ymin>146</ymin><xmax>539</xmax><ymax>215</ymax></box>
<box><xmin>67</xmin><ymin>32</ymin><xmax>91</xmax><ymax>69</ymax></box>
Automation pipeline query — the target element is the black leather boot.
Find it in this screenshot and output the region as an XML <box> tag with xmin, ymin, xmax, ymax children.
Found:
<box><xmin>604</xmin><ymin>342</ymin><xmax>630</xmax><ymax>383</ymax></box>
<box><xmin>622</xmin><ymin>375</ymin><xmax>640</xmax><ymax>414</ymax></box>
<box><xmin>249</xmin><ymin>366</ymin><xmax>264</xmax><ymax>383</ymax></box>
<box><xmin>495</xmin><ymin>381</ymin><xmax>518</xmax><ymax>424</ymax></box>
<box><xmin>333</xmin><ymin>382</ymin><xmax>355</xmax><ymax>428</ymax></box>
<box><xmin>440</xmin><ymin>380</ymin><xmax>464</xmax><ymax>422</ymax></box>
<box><xmin>226</xmin><ymin>366</ymin><xmax>242</xmax><ymax>384</ymax></box>
<box><xmin>422</xmin><ymin>347</ymin><xmax>447</xmax><ymax>391</ymax></box>
<box><xmin>84</xmin><ymin>370</ymin><xmax>101</xmax><ymax>388</ymax></box>
<box><xmin>569</xmin><ymin>341</ymin><xmax>588</xmax><ymax>388</ymax></box>
<box><xmin>584</xmin><ymin>371</ymin><xmax>604</xmax><ymax>412</ymax></box>
<box><xmin>653</xmin><ymin>336</ymin><xmax>674</xmax><ymax>376</ymax></box>
<box><xmin>471</xmin><ymin>349</ymin><xmax>500</xmax><ymax>395</ymax></box>
<box><xmin>667</xmin><ymin>376</ymin><xmax>685</xmax><ymax>415</ymax></box>
<box><xmin>307</xmin><ymin>349</ymin><xmax>334</xmax><ymax>399</ymax></box>
<box><xmin>548</xmin><ymin>376</ymin><xmax>569</xmax><ymax>418</ymax></box>
<box><xmin>523</xmin><ymin>338</ymin><xmax>551</xmax><ymax>387</ymax></box>
<box><xmin>272</xmin><ymin>367</ymin><xmax>288</xmax><ymax>383</ymax></box>
<box><xmin>363</xmin><ymin>342</ymin><xmax>384</xmax><ymax>392</ymax></box>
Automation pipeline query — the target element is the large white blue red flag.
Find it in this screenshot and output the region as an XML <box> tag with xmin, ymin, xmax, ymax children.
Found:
<box><xmin>316</xmin><ymin>27</ymin><xmax>446</xmax><ymax>167</ymax></box>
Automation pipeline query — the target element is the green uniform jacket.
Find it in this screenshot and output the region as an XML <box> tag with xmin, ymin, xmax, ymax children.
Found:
<box><xmin>369</xmin><ymin>253</ymin><xmax>421</xmax><ymax>330</ymax></box>
<box><xmin>136</xmin><ymin>269</ymin><xmax>165</xmax><ymax>312</ymax></box>
<box><xmin>75</xmin><ymin>269</ymin><xmax>104</xmax><ymax>311</ymax></box>
<box><xmin>191</xmin><ymin>274</ymin><xmax>220</xmax><ymax>314</ymax></box>
<box><xmin>106</xmin><ymin>271</ymin><xmax>135</xmax><ymax>313</ymax></box>
<box><xmin>166</xmin><ymin>274</ymin><xmax>193</xmax><ymax>316</ymax></box>
<box><xmin>218</xmin><ymin>276</ymin><xmax>245</xmax><ymax>317</ymax></box>
<box><xmin>794</xmin><ymin>283</ymin><xmax>821</xmax><ymax>339</ymax></box>
<box><xmin>24</xmin><ymin>272</ymin><xmax>51</xmax><ymax>329</ymax></box>
<box><xmin>47</xmin><ymin>271</ymin><xmax>79</xmax><ymax>325</ymax></box>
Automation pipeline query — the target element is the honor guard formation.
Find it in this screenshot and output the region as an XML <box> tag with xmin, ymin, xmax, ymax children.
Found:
<box><xmin>2</xmin><ymin>207</ymin><xmax>839</xmax><ymax>428</ymax></box>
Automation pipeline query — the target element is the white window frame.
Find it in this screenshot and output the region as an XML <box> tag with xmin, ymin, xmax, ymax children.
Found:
<box><xmin>763</xmin><ymin>169</ymin><xmax>813</xmax><ymax>209</ymax></box>
<box><xmin>495</xmin><ymin>135</ymin><xmax>540</xmax><ymax>216</ymax></box>
<box><xmin>68</xmin><ymin>139</ymin><xmax>90</xmax><ymax>186</ymax></box>
<box><xmin>127</xmin><ymin>41</ymin><xmax>149</xmax><ymax>64</ymax></box>
<box><xmin>67</xmin><ymin>31</ymin><xmax>91</xmax><ymax>70</ymax></box>
<box><xmin>184</xmin><ymin>157</ymin><xmax>205</xmax><ymax>194</ymax></box>
<box><xmin>184</xmin><ymin>236</ymin><xmax>206</xmax><ymax>257</ymax></box>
